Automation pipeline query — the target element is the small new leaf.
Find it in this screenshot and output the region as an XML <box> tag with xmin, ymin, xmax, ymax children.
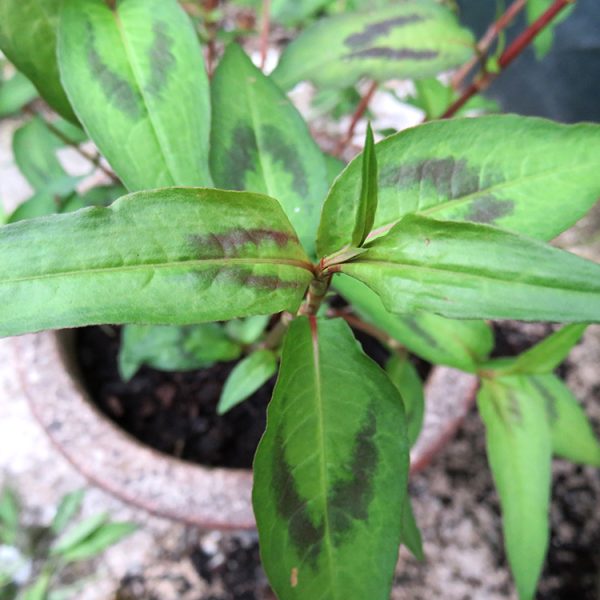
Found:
<box><xmin>351</xmin><ymin>123</ymin><xmax>379</xmax><ymax>247</ymax></box>
<box><xmin>217</xmin><ymin>349</ymin><xmax>277</xmax><ymax>415</ymax></box>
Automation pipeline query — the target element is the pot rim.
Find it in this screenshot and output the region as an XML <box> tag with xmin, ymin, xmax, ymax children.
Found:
<box><xmin>13</xmin><ymin>331</ymin><xmax>478</xmax><ymax>530</ymax></box>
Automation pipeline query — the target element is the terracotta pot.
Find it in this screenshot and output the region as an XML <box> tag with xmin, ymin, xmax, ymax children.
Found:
<box><xmin>13</xmin><ymin>331</ymin><xmax>478</xmax><ymax>530</ymax></box>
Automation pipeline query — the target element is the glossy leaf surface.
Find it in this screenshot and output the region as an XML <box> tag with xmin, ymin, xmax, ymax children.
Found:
<box><xmin>211</xmin><ymin>44</ymin><xmax>328</xmax><ymax>256</ymax></box>
<box><xmin>272</xmin><ymin>0</ymin><xmax>474</xmax><ymax>90</ymax></box>
<box><xmin>58</xmin><ymin>0</ymin><xmax>211</xmax><ymax>190</ymax></box>
<box><xmin>217</xmin><ymin>349</ymin><xmax>277</xmax><ymax>415</ymax></box>
<box><xmin>0</xmin><ymin>0</ymin><xmax>77</xmax><ymax>122</ymax></box>
<box><xmin>334</xmin><ymin>274</ymin><xmax>493</xmax><ymax>372</ymax></box>
<box><xmin>0</xmin><ymin>188</ymin><xmax>312</xmax><ymax>337</ymax></box>
<box><xmin>253</xmin><ymin>317</ymin><xmax>408</xmax><ymax>599</ymax></box>
<box><xmin>318</xmin><ymin>116</ymin><xmax>600</xmax><ymax>256</ymax></box>
<box><xmin>341</xmin><ymin>215</ymin><xmax>600</xmax><ymax>322</ymax></box>
<box><xmin>478</xmin><ymin>376</ymin><xmax>552</xmax><ymax>600</ymax></box>
<box><xmin>119</xmin><ymin>323</ymin><xmax>242</xmax><ymax>381</ymax></box>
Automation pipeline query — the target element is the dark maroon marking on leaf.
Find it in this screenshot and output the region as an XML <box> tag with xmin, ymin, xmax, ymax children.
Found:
<box><xmin>146</xmin><ymin>21</ymin><xmax>175</xmax><ymax>97</ymax></box>
<box><xmin>344</xmin><ymin>15</ymin><xmax>426</xmax><ymax>49</ymax></box>
<box><xmin>261</xmin><ymin>125</ymin><xmax>309</xmax><ymax>198</ymax></box>
<box><xmin>189</xmin><ymin>228</ymin><xmax>299</xmax><ymax>258</ymax></box>
<box><xmin>272</xmin><ymin>429</ymin><xmax>324</xmax><ymax>568</ymax></box>
<box><xmin>465</xmin><ymin>197</ymin><xmax>515</xmax><ymax>225</ymax></box>
<box><xmin>86</xmin><ymin>21</ymin><xmax>141</xmax><ymax>119</ymax></box>
<box><xmin>344</xmin><ymin>47</ymin><xmax>439</xmax><ymax>61</ymax></box>
<box><xmin>531</xmin><ymin>377</ymin><xmax>559</xmax><ymax>423</ymax></box>
<box><xmin>506</xmin><ymin>389</ymin><xmax>523</xmax><ymax>426</ymax></box>
<box><xmin>233</xmin><ymin>270</ymin><xmax>307</xmax><ymax>291</ymax></box>
<box><xmin>220</xmin><ymin>124</ymin><xmax>256</xmax><ymax>190</ymax></box>
<box><xmin>328</xmin><ymin>405</ymin><xmax>378</xmax><ymax>541</ymax></box>
<box><xmin>402</xmin><ymin>316</ymin><xmax>439</xmax><ymax>348</ymax></box>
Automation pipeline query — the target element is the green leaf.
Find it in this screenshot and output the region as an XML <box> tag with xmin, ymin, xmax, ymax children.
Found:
<box><xmin>20</xmin><ymin>571</ymin><xmax>52</xmax><ymax>600</ymax></box>
<box><xmin>530</xmin><ymin>374</ymin><xmax>600</xmax><ymax>467</ymax></box>
<box><xmin>225</xmin><ymin>315</ymin><xmax>271</xmax><ymax>345</ymax></box>
<box><xmin>334</xmin><ymin>274</ymin><xmax>493</xmax><ymax>372</ymax></box>
<box><xmin>51</xmin><ymin>513</ymin><xmax>108</xmax><ymax>556</ymax></box>
<box><xmin>210</xmin><ymin>44</ymin><xmax>328</xmax><ymax>257</ymax></box>
<box><xmin>12</xmin><ymin>117</ymin><xmax>79</xmax><ymax>195</ymax></box>
<box><xmin>217</xmin><ymin>349</ymin><xmax>277</xmax><ymax>415</ymax></box>
<box><xmin>478</xmin><ymin>376</ymin><xmax>552</xmax><ymax>600</ymax></box>
<box><xmin>0</xmin><ymin>188</ymin><xmax>313</xmax><ymax>338</ymax></box>
<box><xmin>340</xmin><ymin>215</ymin><xmax>600</xmax><ymax>322</ymax></box>
<box><xmin>0</xmin><ymin>72</ymin><xmax>37</xmax><ymax>118</ymax></box>
<box><xmin>386</xmin><ymin>354</ymin><xmax>424</xmax><ymax>448</ymax></box>
<box><xmin>271</xmin><ymin>0</ymin><xmax>474</xmax><ymax>90</ymax></box>
<box><xmin>59</xmin><ymin>522</ymin><xmax>137</xmax><ymax>562</ymax></box>
<box><xmin>0</xmin><ymin>0</ymin><xmax>76</xmax><ymax>122</ymax></box>
<box><xmin>51</xmin><ymin>490</ymin><xmax>85</xmax><ymax>535</ymax></box>
<box><xmin>350</xmin><ymin>123</ymin><xmax>378</xmax><ymax>248</ymax></box>
<box><xmin>317</xmin><ymin>115</ymin><xmax>600</xmax><ymax>256</ymax></box>
<box><xmin>7</xmin><ymin>193</ymin><xmax>61</xmax><ymax>224</ymax></box>
<box><xmin>253</xmin><ymin>317</ymin><xmax>408</xmax><ymax>599</ymax></box>
<box><xmin>491</xmin><ymin>324</ymin><xmax>588</xmax><ymax>376</ymax></box>
<box><xmin>0</xmin><ymin>488</ymin><xmax>20</xmax><ymax>546</ymax></box>
<box><xmin>400</xmin><ymin>494</ymin><xmax>424</xmax><ymax>561</ymax></box>
<box><xmin>118</xmin><ymin>323</ymin><xmax>242</xmax><ymax>381</ymax></box>
<box><xmin>58</xmin><ymin>0</ymin><xmax>212</xmax><ymax>191</ymax></box>
<box><xmin>527</xmin><ymin>0</ymin><xmax>575</xmax><ymax>59</ymax></box>
<box><xmin>409</xmin><ymin>78</ymin><xmax>453</xmax><ymax>120</ymax></box>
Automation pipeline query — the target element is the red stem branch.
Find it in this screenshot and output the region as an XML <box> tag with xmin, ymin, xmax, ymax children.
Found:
<box><xmin>335</xmin><ymin>80</ymin><xmax>378</xmax><ymax>156</ymax></box>
<box><xmin>442</xmin><ymin>0</ymin><xmax>576</xmax><ymax>119</ymax></box>
<box><xmin>451</xmin><ymin>0</ymin><xmax>528</xmax><ymax>91</ymax></box>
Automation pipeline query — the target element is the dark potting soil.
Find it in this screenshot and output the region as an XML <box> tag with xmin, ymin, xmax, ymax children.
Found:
<box><xmin>77</xmin><ymin>326</ymin><xmax>273</xmax><ymax>469</ymax></box>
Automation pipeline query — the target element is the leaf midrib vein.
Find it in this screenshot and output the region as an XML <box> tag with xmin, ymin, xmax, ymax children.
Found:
<box><xmin>3</xmin><ymin>257</ymin><xmax>313</xmax><ymax>286</ymax></box>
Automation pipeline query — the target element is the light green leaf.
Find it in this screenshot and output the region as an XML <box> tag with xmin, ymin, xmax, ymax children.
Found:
<box><xmin>340</xmin><ymin>215</ymin><xmax>600</xmax><ymax>322</ymax></box>
<box><xmin>12</xmin><ymin>117</ymin><xmax>79</xmax><ymax>195</ymax></box>
<box><xmin>334</xmin><ymin>274</ymin><xmax>493</xmax><ymax>372</ymax></box>
<box><xmin>217</xmin><ymin>349</ymin><xmax>277</xmax><ymax>415</ymax></box>
<box><xmin>527</xmin><ymin>0</ymin><xmax>574</xmax><ymax>59</ymax></box>
<box><xmin>409</xmin><ymin>78</ymin><xmax>453</xmax><ymax>120</ymax></box>
<box><xmin>118</xmin><ymin>323</ymin><xmax>242</xmax><ymax>381</ymax></box>
<box><xmin>401</xmin><ymin>494</ymin><xmax>424</xmax><ymax>561</ymax></box>
<box><xmin>0</xmin><ymin>188</ymin><xmax>312</xmax><ymax>338</ymax></box>
<box><xmin>60</xmin><ymin>522</ymin><xmax>137</xmax><ymax>562</ymax></box>
<box><xmin>478</xmin><ymin>376</ymin><xmax>552</xmax><ymax>600</ymax></box>
<box><xmin>7</xmin><ymin>192</ymin><xmax>61</xmax><ymax>224</ymax></box>
<box><xmin>493</xmin><ymin>324</ymin><xmax>588</xmax><ymax>376</ymax></box>
<box><xmin>58</xmin><ymin>0</ymin><xmax>212</xmax><ymax>191</ymax></box>
<box><xmin>210</xmin><ymin>44</ymin><xmax>328</xmax><ymax>257</ymax></box>
<box><xmin>20</xmin><ymin>571</ymin><xmax>52</xmax><ymax>600</ymax></box>
<box><xmin>0</xmin><ymin>488</ymin><xmax>20</xmax><ymax>546</ymax></box>
<box><xmin>317</xmin><ymin>115</ymin><xmax>600</xmax><ymax>257</ymax></box>
<box><xmin>271</xmin><ymin>0</ymin><xmax>474</xmax><ymax>90</ymax></box>
<box><xmin>350</xmin><ymin>123</ymin><xmax>378</xmax><ymax>248</ymax></box>
<box><xmin>386</xmin><ymin>354</ymin><xmax>424</xmax><ymax>448</ymax></box>
<box><xmin>225</xmin><ymin>315</ymin><xmax>271</xmax><ymax>345</ymax></box>
<box><xmin>0</xmin><ymin>0</ymin><xmax>76</xmax><ymax>122</ymax></box>
<box><xmin>530</xmin><ymin>374</ymin><xmax>600</xmax><ymax>467</ymax></box>
<box><xmin>51</xmin><ymin>513</ymin><xmax>108</xmax><ymax>556</ymax></box>
<box><xmin>253</xmin><ymin>317</ymin><xmax>408</xmax><ymax>599</ymax></box>
<box><xmin>0</xmin><ymin>72</ymin><xmax>37</xmax><ymax>118</ymax></box>
<box><xmin>51</xmin><ymin>490</ymin><xmax>85</xmax><ymax>535</ymax></box>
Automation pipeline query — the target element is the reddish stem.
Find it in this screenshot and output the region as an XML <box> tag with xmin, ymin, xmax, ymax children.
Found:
<box><xmin>451</xmin><ymin>0</ymin><xmax>528</xmax><ymax>91</ymax></box>
<box><xmin>441</xmin><ymin>0</ymin><xmax>576</xmax><ymax>119</ymax></box>
<box><xmin>335</xmin><ymin>81</ymin><xmax>378</xmax><ymax>156</ymax></box>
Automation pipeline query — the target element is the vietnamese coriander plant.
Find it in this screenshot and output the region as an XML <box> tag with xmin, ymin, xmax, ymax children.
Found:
<box><xmin>0</xmin><ymin>0</ymin><xmax>599</xmax><ymax>598</ymax></box>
